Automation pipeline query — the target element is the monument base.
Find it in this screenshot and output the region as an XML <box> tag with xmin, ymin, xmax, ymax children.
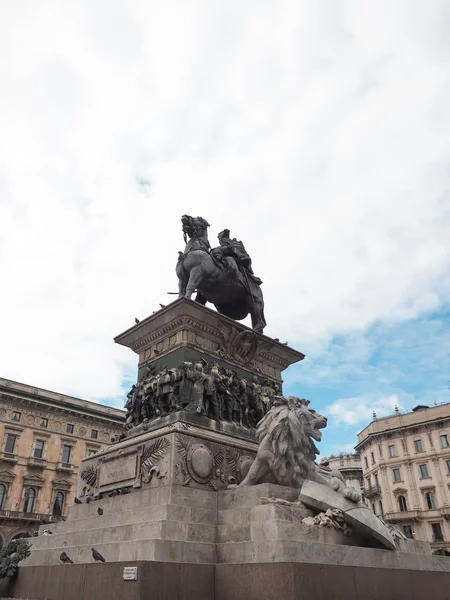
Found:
<box><xmin>12</xmin><ymin>421</ymin><xmax>450</xmax><ymax>598</ymax></box>
<box><xmin>3</xmin><ymin>558</ymin><xmax>450</xmax><ymax>600</ymax></box>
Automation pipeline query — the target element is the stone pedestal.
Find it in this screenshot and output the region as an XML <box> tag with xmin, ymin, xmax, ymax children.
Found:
<box><xmin>77</xmin><ymin>411</ymin><xmax>258</xmax><ymax>498</ymax></box>
<box><xmin>10</xmin><ymin>476</ymin><xmax>450</xmax><ymax>599</ymax></box>
<box><xmin>10</xmin><ymin>300</ymin><xmax>450</xmax><ymax>599</ymax></box>
<box><xmin>114</xmin><ymin>298</ymin><xmax>305</xmax><ymax>384</ymax></box>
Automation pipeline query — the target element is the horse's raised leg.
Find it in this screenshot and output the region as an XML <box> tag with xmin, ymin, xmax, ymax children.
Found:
<box><xmin>178</xmin><ymin>277</ymin><xmax>187</xmax><ymax>298</ymax></box>
<box><xmin>176</xmin><ymin>259</ymin><xmax>187</xmax><ymax>298</ymax></box>
<box><xmin>185</xmin><ymin>266</ymin><xmax>203</xmax><ymax>299</ymax></box>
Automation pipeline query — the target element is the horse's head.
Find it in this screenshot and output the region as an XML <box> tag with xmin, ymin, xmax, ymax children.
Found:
<box><xmin>181</xmin><ymin>215</ymin><xmax>210</xmax><ymax>243</ymax></box>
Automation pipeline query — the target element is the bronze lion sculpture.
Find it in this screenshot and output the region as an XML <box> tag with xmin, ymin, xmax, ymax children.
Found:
<box><xmin>239</xmin><ymin>396</ymin><xmax>361</xmax><ymax>503</ymax></box>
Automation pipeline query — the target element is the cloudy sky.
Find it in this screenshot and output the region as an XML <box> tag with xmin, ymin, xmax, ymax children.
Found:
<box><xmin>1</xmin><ymin>1</ymin><xmax>450</xmax><ymax>456</ymax></box>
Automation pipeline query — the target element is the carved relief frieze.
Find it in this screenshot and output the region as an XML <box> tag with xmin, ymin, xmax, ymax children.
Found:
<box><xmin>79</xmin><ymin>463</ymin><xmax>99</xmax><ymax>497</ymax></box>
<box><xmin>174</xmin><ymin>433</ymin><xmax>255</xmax><ymax>490</ymax></box>
<box><xmin>138</xmin><ymin>437</ymin><xmax>170</xmax><ymax>485</ymax></box>
<box><xmin>216</xmin><ymin>322</ymin><xmax>258</xmax><ymax>364</ymax></box>
<box><xmin>132</xmin><ymin>317</ymin><xmax>187</xmax><ymax>352</ymax></box>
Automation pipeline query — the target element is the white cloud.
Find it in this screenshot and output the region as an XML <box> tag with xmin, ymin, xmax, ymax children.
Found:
<box><xmin>1</xmin><ymin>1</ymin><xmax>450</xmax><ymax>403</ymax></box>
<box><xmin>325</xmin><ymin>394</ymin><xmax>403</xmax><ymax>426</ymax></box>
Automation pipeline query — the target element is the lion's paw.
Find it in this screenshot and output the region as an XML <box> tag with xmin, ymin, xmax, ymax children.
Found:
<box><xmin>342</xmin><ymin>486</ymin><xmax>361</xmax><ymax>503</ymax></box>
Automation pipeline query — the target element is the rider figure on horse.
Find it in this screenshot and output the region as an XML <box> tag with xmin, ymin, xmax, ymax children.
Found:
<box><xmin>211</xmin><ymin>229</ymin><xmax>263</xmax><ymax>286</ymax></box>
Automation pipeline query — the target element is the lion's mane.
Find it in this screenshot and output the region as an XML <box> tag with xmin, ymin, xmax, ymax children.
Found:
<box><xmin>256</xmin><ymin>397</ymin><xmax>320</xmax><ymax>486</ymax></box>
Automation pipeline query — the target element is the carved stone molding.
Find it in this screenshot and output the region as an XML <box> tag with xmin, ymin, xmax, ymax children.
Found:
<box><xmin>139</xmin><ymin>438</ymin><xmax>170</xmax><ymax>485</ymax></box>
<box><xmin>174</xmin><ymin>433</ymin><xmax>255</xmax><ymax>490</ymax></box>
<box><xmin>115</xmin><ymin>298</ymin><xmax>305</xmax><ymax>376</ymax></box>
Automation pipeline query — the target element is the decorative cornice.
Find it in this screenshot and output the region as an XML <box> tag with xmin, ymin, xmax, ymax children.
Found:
<box><xmin>115</xmin><ymin>298</ymin><xmax>305</xmax><ymax>374</ymax></box>
<box><xmin>88</xmin><ymin>420</ymin><xmax>258</xmax><ymax>462</ymax></box>
<box><xmin>0</xmin><ymin>394</ymin><xmax>125</xmax><ymax>432</ymax></box>
<box><xmin>132</xmin><ymin>317</ymin><xmax>187</xmax><ymax>352</ymax></box>
<box><xmin>0</xmin><ymin>379</ymin><xmax>125</xmax><ymax>423</ymax></box>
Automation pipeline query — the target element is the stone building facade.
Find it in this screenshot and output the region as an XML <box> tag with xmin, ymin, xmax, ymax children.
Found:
<box><xmin>355</xmin><ymin>403</ymin><xmax>450</xmax><ymax>552</ymax></box>
<box><xmin>0</xmin><ymin>377</ymin><xmax>125</xmax><ymax>546</ymax></box>
<box><xmin>321</xmin><ymin>453</ymin><xmax>365</xmax><ymax>501</ymax></box>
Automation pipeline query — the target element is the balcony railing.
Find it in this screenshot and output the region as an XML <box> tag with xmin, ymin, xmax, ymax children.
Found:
<box><xmin>27</xmin><ymin>456</ymin><xmax>47</xmax><ymax>468</ymax></box>
<box><xmin>0</xmin><ymin>509</ymin><xmax>62</xmax><ymax>522</ymax></box>
<box><xmin>384</xmin><ymin>510</ymin><xmax>422</xmax><ymax>521</ymax></box>
<box><xmin>0</xmin><ymin>451</ymin><xmax>18</xmax><ymax>463</ymax></box>
<box><xmin>364</xmin><ymin>484</ymin><xmax>381</xmax><ymax>499</ymax></box>
<box><xmin>56</xmin><ymin>461</ymin><xmax>74</xmax><ymax>473</ymax></box>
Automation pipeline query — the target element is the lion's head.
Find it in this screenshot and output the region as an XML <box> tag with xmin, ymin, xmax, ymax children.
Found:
<box><xmin>256</xmin><ymin>396</ymin><xmax>328</xmax><ymax>487</ymax></box>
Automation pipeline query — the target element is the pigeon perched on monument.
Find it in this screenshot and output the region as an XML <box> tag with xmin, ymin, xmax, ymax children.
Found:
<box><xmin>91</xmin><ymin>548</ymin><xmax>106</xmax><ymax>562</ymax></box>
<box><xmin>60</xmin><ymin>552</ymin><xmax>73</xmax><ymax>564</ymax></box>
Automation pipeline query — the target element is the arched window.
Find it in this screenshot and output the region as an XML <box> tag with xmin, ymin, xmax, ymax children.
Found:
<box><xmin>398</xmin><ymin>495</ymin><xmax>408</xmax><ymax>512</ymax></box>
<box><xmin>23</xmin><ymin>488</ymin><xmax>36</xmax><ymax>514</ymax></box>
<box><xmin>0</xmin><ymin>484</ymin><xmax>6</xmax><ymax>510</ymax></box>
<box><xmin>52</xmin><ymin>491</ymin><xmax>65</xmax><ymax>516</ymax></box>
<box><xmin>425</xmin><ymin>491</ymin><xmax>436</xmax><ymax>510</ymax></box>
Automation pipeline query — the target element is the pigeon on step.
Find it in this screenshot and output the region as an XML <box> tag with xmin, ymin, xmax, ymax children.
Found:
<box><xmin>60</xmin><ymin>552</ymin><xmax>74</xmax><ymax>564</ymax></box>
<box><xmin>92</xmin><ymin>548</ymin><xmax>106</xmax><ymax>562</ymax></box>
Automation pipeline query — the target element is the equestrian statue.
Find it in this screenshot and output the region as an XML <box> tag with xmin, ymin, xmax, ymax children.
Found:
<box><xmin>176</xmin><ymin>215</ymin><xmax>266</xmax><ymax>333</ymax></box>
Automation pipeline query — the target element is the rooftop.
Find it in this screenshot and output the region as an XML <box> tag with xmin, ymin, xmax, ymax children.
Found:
<box><xmin>0</xmin><ymin>377</ymin><xmax>125</xmax><ymax>423</ymax></box>
<box><xmin>355</xmin><ymin>402</ymin><xmax>450</xmax><ymax>448</ymax></box>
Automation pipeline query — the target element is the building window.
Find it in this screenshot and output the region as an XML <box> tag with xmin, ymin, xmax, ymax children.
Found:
<box><xmin>87</xmin><ymin>449</ymin><xmax>97</xmax><ymax>457</ymax></box>
<box><xmin>425</xmin><ymin>491</ymin><xmax>437</xmax><ymax>510</ymax></box>
<box><xmin>33</xmin><ymin>440</ymin><xmax>45</xmax><ymax>459</ymax></box>
<box><xmin>440</xmin><ymin>434</ymin><xmax>449</xmax><ymax>448</ymax></box>
<box><xmin>414</xmin><ymin>439</ymin><xmax>423</xmax><ymax>452</ymax></box>
<box><xmin>0</xmin><ymin>484</ymin><xmax>6</xmax><ymax>510</ymax></box>
<box><xmin>371</xmin><ymin>504</ymin><xmax>376</xmax><ymax>514</ymax></box>
<box><xmin>52</xmin><ymin>491</ymin><xmax>65</xmax><ymax>516</ymax></box>
<box><xmin>431</xmin><ymin>523</ymin><xmax>444</xmax><ymax>542</ymax></box>
<box><xmin>398</xmin><ymin>495</ymin><xmax>408</xmax><ymax>512</ymax></box>
<box><xmin>403</xmin><ymin>525</ymin><xmax>413</xmax><ymax>539</ymax></box>
<box><xmin>419</xmin><ymin>463</ymin><xmax>429</xmax><ymax>478</ymax></box>
<box><xmin>364</xmin><ymin>456</ymin><xmax>369</xmax><ymax>469</ymax></box>
<box><xmin>371</xmin><ymin>451</ymin><xmax>375</xmax><ymax>465</ymax></box>
<box><xmin>23</xmin><ymin>488</ymin><xmax>36</xmax><ymax>513</ymax></box>
<box><xmin>40</xmin><ymin>418</ymin><xmax>48</xmax><ymax>428</ymax></box>
<box><xmin>91</xmin><ymin>429</ymin><xmax>98</xmax><ymax>440</ymax></box>
<box><xmin>11</xmin><ymin>411</ymin><xmax>21</xmax><ymax>422</ymax></box>
<box><xmin>379</xmin><ymin>500</ymin><xmax>384</xmax><ymax>515</ymax></box>
<box><xmin>392</xmin><ymin>468</ymin><xmax>402</xmax><ymax>482</ymax></box>
<box><xmin>374</xmin><ymin>473</ymin><xmax>379</xmax><ymax>487</ymax></box>
<box><xmin>4</xmin><ymin>433</ymin><xmax>17</xmax><ymax>454</ymax></box>
<box><xmin>61</xmin><ymin>445</ymin><xmax>72</xmax><ymax>464</ymax></box>
<box><xmin>66</xmin><ymin>424</ymin><xmax>74</xmax><ymax>434</ymax></box>
<box><xmin>388</xmin><ymin>445</ymin><xmax>397</xmax><ymax>458</ymax></box>
<box><xmin>446</xmin><ymin>460</ymin><xmax>450</xmax><ymax>475</ymax></box>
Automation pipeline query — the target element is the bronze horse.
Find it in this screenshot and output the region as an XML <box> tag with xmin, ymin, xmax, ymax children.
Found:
<box><xmin>176</xmin><ymin>215</ymin><xmax>266</xmax><ymax>333</ymax></box>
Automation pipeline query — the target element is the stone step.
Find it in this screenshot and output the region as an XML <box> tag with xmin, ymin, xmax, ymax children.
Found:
<box><xmin>32</xmin><ymin>519</ymin><xmax>216</xmax><ymax>550</ymax></box>
<box><xmin>217</xmin><ymin>519</ymin><xmax>349</xmax><ymax>545</ymax></box>
<box><xmin>218</xmin><ymin>499</ymin><xmax>313</xmax><ymax>525</ymax></box>
<box><xmin>216</xmin><ymin>539</ymin><xmax>446</xmax><ymax>570</ymax></box>
<box><xmin>23</xmin><ymin>538</ymin><xmax>216</xmax><ymax>566</ymax></box>
<box><xmin>52</xmin><ymin>501</ymin><xmax>216</xmax><ymax>535</ymax></box>
<box><xmin>68</xmin><ymin>484</ymin><xmax>217</xmax><ymax>521</ymax></box>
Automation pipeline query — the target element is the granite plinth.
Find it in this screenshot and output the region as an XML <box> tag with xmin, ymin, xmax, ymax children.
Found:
<box><xmin>76</xmin><ymin>413</ymin><xmax>258</xmax><ymax>498</ymax></box>
<box><xmin>13</xmin><ymin>471</ymin><xmax>450</xmax><ymax>600</ymax></box>
<box><xmin>114</xmin><ymin>298</ymin><xmax>304</xmax><ymax>384</ymax></box>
